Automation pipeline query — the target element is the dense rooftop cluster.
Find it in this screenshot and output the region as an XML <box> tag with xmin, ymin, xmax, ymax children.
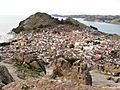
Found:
<box><xmin>1</xmin><ymin>25</ymin><xmax>120</xmax><ymax>66</ymax></box>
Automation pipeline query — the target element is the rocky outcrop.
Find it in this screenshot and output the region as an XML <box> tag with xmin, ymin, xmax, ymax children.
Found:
<box><xmin>0</xmin><ymin>42</ymin><xmax>11</xmax><ymax>46</ymax></box>
<box><xmin>0</xmin><ymin>65</ymin><xmax>14</xmax><ymax>88</ymax></box>
<box><xmin>51</xmin><ymin>57</ymin><xmax>72</xmax><ymax>78</ymax></box>
<box><xmin>15</xmin><ymin>53</ymin><xmax>47</xmax><ymax>75</ymax></box>
<box><xmin>51</xmin><ymin>57</ymin><xmax>92</xmax><ymax>85</ymax></box>
<box><xmin>90</xmin><ymin>25</ymin><xmax>98</xmax><ymax>30</ymax></box>
<box><xmin>72</xmin><ymin>60</ymin><xmax>92</xmax><ymax>85</ymax></box>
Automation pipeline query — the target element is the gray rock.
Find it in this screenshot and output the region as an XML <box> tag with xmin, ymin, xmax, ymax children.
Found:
<box><xmin>111</xmin><ymin>77</ymin><xmax>120</xmax><ymax>83</ymax></box>
<box><xmin>0</xmin><ymin>81</ymin><xmax>5</xmax><ymax>89</ymax></box>
<box><xmin>107</xmin><ymin>76</ymin><xmax>112</xmax><ymax>80</ymax></box>
<box><xmin>30</xmin><ymin>61</ymin><xmax>41</xmax><ymax>69</ymax></box>
<box><xmin>0</xmin><ymin>65</ymin><xmax>14</xmax><ymax>88</ymax></box>
<box><xmin>30</xmin><ymin>60</ymin><xmax>46</xmax><ymax>75</ymax></box>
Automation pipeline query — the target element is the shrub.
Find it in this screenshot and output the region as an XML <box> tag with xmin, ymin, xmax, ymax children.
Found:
<box><xmin>12</xmin><ymin>26</ymin><xmax>25</xmax><ymax>34</ymax></box>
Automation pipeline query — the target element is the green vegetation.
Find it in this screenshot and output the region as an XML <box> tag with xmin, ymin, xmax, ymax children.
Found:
<box><xmin>12</xmin><ymin>27</ymin><xmax>25</xmax><ymax>34</ymax></box>
<box><xmin>0</xmin><ymin>42</ymin><xmax>11</xmax><ymax>46</ymax></box>
<box><xmin>64</xmin><ymin>57</ymin><xmax>83</xmax><ymax>65</ymax></box>
<box><xmin>15</xmin><ymin>64</ymin><xmax>41</xmax><ymax>77</ymax></box>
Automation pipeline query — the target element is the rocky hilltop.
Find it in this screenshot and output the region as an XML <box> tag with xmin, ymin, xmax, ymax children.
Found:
<box><xmin>12</xmin><ymin>12</ymin><xmax>88</xmax><ymax>34</ymax></box>
<box><xmin>12</xmin><ymin>12</ymin><xmax>60</xmax><ymax>33</ymax></box>
<box><xmin>0</xmin><ymin>12</ymin><xmax>120</xmax><ymax>90</ymax></box>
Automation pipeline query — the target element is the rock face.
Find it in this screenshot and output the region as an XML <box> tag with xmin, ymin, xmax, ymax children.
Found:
<box><xmin>51</xmin><ymin>57</ymin><xmax>72</xmax><ymax>78</ymax></box>
<box><xmin>72</xmin><ymin>61</ymin><xmax>92</xmax><ymax>85</ymax></box>
<box><xmin>15</xmin><ymin>53</ymin><xmax>47</xmax><ymax>75</ymax></box>
<box><xmin>0</xmin><ymin>65</ymin><xmax>14</xmax><ymax>88</ymax></box>
<box><xmin>52</xmin><ymin>57</ymin><xmax>92</xmax><ymax>85</ymax></box>
<box><xmin>90</xmin><ymin>25</ymin><xmax>98</xmax><ymax>30</ymax></box>
<box><xmin>12</xmin><ymin>12</ymin><xmax>61</xmax><ymax>33</ymax></box>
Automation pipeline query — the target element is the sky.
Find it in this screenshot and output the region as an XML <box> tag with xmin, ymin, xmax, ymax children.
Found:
<box><xmin>0</xmin><ymin>0</ymin><xmax>120</xmax><ymax>15</ymax></box>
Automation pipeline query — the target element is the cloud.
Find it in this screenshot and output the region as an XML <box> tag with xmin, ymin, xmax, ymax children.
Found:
<box><xmin>0</xmin><ymin>0</ymin><xmax>119</xmax><ymax>15</ymax></box>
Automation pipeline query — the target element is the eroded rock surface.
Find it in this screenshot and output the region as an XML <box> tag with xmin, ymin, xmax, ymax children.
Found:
<box><xmin>0</xmin><ymin>65</ymin><xmax>14</xmax><ymax>88</ymax></box>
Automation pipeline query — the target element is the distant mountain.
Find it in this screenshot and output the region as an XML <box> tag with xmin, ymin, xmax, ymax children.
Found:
<box><xmin>53</xmin><ymin>14</ymin><xmax>120</xmax><ymax>24</ymax></box>
<box><xmin>52</xmin><ymin>14</ymin><xmax>86</xmax><ymax>18</ymax></box>
<box><xmin>111</xmin><ymin>18</ymin><xmax>120</xmax><ymax>24</ymax></box>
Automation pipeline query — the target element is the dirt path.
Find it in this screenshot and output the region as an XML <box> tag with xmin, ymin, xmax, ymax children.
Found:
<box><xmin>0</xmin><ymin>62</ymin><xmax>21</xmax><ymax>81</ymax></box>
<box><xmin>90</xmin><ymin>70</ymin><xmax>120</xmax><ymax>87</ymax></box>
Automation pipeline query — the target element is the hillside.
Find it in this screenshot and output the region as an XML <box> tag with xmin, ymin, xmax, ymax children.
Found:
<box><xmin>111</xmin><ymin>18</ymin><xmax>120</xmax><ymax>24</ymax></box>
<box><xmin>12</xmin><ymin>12</ymin><xmax>88</xmax><ymax>34</ymax></box>
<box><xmin>12</xmin><ymin>12</ymin><xmax>61</xmax><ymax>33</ymax></box>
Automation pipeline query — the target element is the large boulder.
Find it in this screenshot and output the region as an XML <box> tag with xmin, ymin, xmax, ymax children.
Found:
<box><xmin>0</xmin><ymin>65</ymin><xmax>14</xmax><ymax>88</ymax></box>
<box><xmin>71</xmin><ymin>61</ymin><xmax>92</xmax><ymax>85</ymax></box>
<box><xmin>30</xmin><ymin>60</ymin><xmax>46</xmax><ymax>74</ymax></box>
<box><xmin>51</xmin><ymin>57</ymin><xmax>72</xmax><ymax>78</ymax></box>
<box><xmin>15</xmin><ymin>53</ymin><xmax>47</xmax><ymax>75</ymax></box>
<box><xmin>15</xmin><ymin>53</ymin><xmax>32</xmax><ymax>64</ymax></box>
<box><xmin>51</xmin><ymin>58</ymin><xmax>92</xmax><ymax>85</ymax></box>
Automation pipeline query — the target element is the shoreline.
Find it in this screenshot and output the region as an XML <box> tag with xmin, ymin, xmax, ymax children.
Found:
<box><xmin>0</xmin><ymin>33</ymin><xmax>14</xmax><ymax>43</ymax></box>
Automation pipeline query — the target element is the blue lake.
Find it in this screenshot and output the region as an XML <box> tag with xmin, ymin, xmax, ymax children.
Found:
<box><xmin>54</xmin><ymin>16</ymin><xmax>120</xmax><ymax>35</ymax></box>
<box><xmin>75</xmin><ymin>18</ymin><xmax>120</xmax><ymax>35</ymax></box>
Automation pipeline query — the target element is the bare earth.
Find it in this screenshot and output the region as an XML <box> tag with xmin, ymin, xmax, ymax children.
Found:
<box><xmin>0</xmin><ymin>61</ymin><xmax>21</xmax><ymax>81</ymax></box>
<box><xmin>90</xmin><ymin>70</ymin><xmax>120</xmax><ymax>87</ymax></box>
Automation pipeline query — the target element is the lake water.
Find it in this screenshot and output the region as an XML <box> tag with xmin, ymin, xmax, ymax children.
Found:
<box><xmin>0</xmin><ymin>15</ymin><xmax>120</xmax><ymax>42</ymax></box>
<box><xmin>54</xmin><ymin>16</ymin><xmax>120</xmax><ymax>35</ymax></box>
<box><xmin>0</xmin><ymin>15</ymin><xmax>27</xmax><ymax>42</ymax></box>
<box><xmin>75</xmin><ymin>18</ymin><xmax>120</xmax><ymax>35</ymax></box>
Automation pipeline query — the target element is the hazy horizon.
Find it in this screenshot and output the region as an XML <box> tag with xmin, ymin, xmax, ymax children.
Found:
<box><xmin>0</xmin><ymin>0</ymin><xmax>120</xmax><ymax>15</ymax></box>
